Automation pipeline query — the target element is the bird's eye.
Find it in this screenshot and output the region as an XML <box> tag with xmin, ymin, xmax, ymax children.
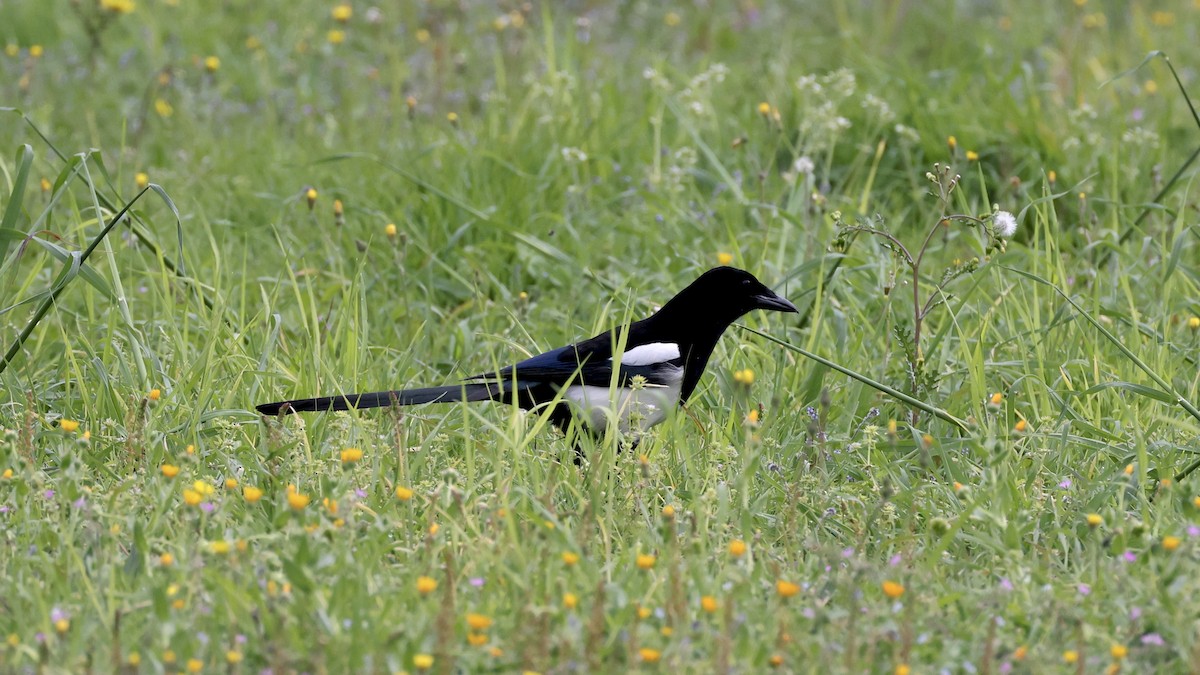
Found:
<box><xmin>741</xmin><ymin>279</ymin><xmax>752</xmax><ymax>287</ymax></box>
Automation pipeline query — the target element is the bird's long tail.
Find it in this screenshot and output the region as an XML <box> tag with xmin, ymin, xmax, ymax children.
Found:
<box><xmin>256</xmin><ymin>383</ymin><xmax>503</xmax><ymax>416</ymax></box>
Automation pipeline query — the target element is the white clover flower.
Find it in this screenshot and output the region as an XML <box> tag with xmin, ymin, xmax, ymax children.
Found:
<box><xmin>994</xmin><ymin>211</ymin><xmax>1018</xmax><ymax>238</ymax></box>
<box><xmin>793</xmin><ymin>156</ymin><xmax>815</xmax><ymax>174</ymax></box>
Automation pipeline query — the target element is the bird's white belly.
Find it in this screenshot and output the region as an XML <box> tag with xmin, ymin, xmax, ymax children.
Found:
<box><xmin>563</xmin><ymin>369</ymin><xmax>683</xmax><ymax>433</ymax></box>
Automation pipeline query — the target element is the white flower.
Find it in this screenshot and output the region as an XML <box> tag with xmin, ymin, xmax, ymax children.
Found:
<box><xmin>993</xmin><ymin>211</ymin><xmax>1018</xmax><ymax>238</ymax></box>
<box><xmin>793</xmin><ymin>156</ymin><xmax>815</xmax><ymax>174</ymax></box>
<box><xmin>560</xmin><ymin>147</ymin><xmax>588</xmax><ymax>163</ymax></box>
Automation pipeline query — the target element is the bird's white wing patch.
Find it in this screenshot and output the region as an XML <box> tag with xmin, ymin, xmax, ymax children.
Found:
<box><xmin>616</xmin><ymin>342</ymin><xmax>681</xmax><ymax>366</ymax></box>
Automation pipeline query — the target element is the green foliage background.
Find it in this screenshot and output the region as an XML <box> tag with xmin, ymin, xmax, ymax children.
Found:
<box><xmin>1</xmin><ymin>1</ymin><xmax>1199</xmax><ymax>672</ymax></box>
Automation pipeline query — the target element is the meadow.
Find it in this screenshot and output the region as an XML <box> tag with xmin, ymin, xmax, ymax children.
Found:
<box><xmin>2</xmin><ymin>0</ymin><xmax>1200</xmax><ymax>672</ymax></box>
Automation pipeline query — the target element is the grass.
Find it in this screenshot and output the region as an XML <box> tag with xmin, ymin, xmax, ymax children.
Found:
<box><xmin>2</xmin><ymin>0</ymin><xmax>1200</xmax><ymax>672</ymax></box>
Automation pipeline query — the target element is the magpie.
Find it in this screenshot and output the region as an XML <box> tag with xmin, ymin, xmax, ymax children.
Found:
<box><xmin>256</xmin><ymin>266</ymin><xmax>797</xmax><ymax>439</ymax></box>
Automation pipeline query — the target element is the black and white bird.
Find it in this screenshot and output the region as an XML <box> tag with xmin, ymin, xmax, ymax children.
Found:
<box><xmin>256</xmin><ymin>267</ymin><xmax>797</xmax><ymax>439</ymax></box>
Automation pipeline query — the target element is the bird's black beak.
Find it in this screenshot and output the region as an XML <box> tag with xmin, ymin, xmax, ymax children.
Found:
<box><xmin>753</xmin><ymin>291</ymin><xmax>798</xmax><ymax>313</ymax></box>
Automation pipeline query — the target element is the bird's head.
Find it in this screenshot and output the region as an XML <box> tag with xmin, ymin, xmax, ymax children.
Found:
<box><xmin>657</xmin><ymin>266</ymin><xmax>798</xmax><ymax>326</ymax></box>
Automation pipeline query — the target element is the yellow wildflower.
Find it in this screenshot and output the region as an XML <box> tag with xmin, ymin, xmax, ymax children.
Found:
<box><xmin>466</xmin><ymin>613</ymin><xmax>492</xmax><ymax>630</ymax></box>
<box><xmin>226</xmin><ymin>650</ymin><xmax>243</xmax><ymax>664</ymax></box>
<box><xmin>701</xmin><ymin>595</ymin><xmax>718</xmax><ymax>613</ymax></box>
<box><xmin>209</xmin><ymin>540</ymin><xmax>231</xmax><ymax>554</ymax></box>
<box><xmin>637</xmin><ymin>606</ymin><xmax>652</xmax><ymax>619</ymax></box>
<box><xmin>331</xmin><ymin>3</ymin><xmax>352</xmax><ymax>22</ymax></box>
<box><xmin>204</xmin><ymin>55</ymin><xmax>220</xmax><ymax>72</ymax></box>
<box><xmin>29</xmin><ymin>45</ymin><xmax>43</xmax><ymax>58</ymax></box>
<box><xmin>159</xmin><ymin>553</ymin><xmax>174</xmax><ymax>566</ymax></box>
<box><xmin>328</xmin><ymin>30</ymin><xmax>345</xmax><ymax>45</ymax></box>
<box><xmin>182</xmin><ymin>489</ymin><xmax>202</xmax><ymax>506</ymax></box>
<box><xmin>413</xmin><ymin>653</ymin><xmax>434</xmax><ymax>669</ymax></box>
<box><xmin>467</xmin><ymin>632</ymin><xmax>488</xmax><ymax>646</ymax></box>
<box><xmin>882</xmin><ymin>580</ymin><xmax>905</xmax><ymax>599</ymax></box>
<box><xmin>1</xmin><ymin>469</ymin><xmax>11</xmax><ymax>480</ymax></box>
<box><xmin>717</xmin><ymin>252</ymin><xmax>733</xmax><ymax>265</ymax></box>
<box><xmin>395</xmin><ymin>485</ymin><xmax>414</xmax><ymax>500</ymax></box>
<box><xmin>340</xmin><ymin>447</ymin><xmax>363</xmax><ymax>463</ymax></box>
<box><xmin>563</xmin><ymin>592</ymin><xmax>578</xmax><ymax>609</ymax></box>
<box><xmin>192</xmin><ymin>480</ymin><xmax>215</xmax><ymax>497</ymax></box>
<box><xmin>136</xmin><ymin>173</ymin><xmax>150</xmax><ymax>189</ymax></box>
<box><xmin>100</xmin><ymin>0</ymin><xmax>136</xmax><ymax>12</ymax></box>
<box><xmin>161</xmin><ymin>464</ymin><xmax>180</xmax><ymax>478</ymax></box>
<box><xmin>416</xmin><ymin>576</ymin><xmax>437</xmax><ymax>594</ymax></box>
<box><xmin>1063</xmin><ymin>650</ymin><xmax>1078</xmax><ymax>663</ymax></box>
<box><xmin>306</xmin><ymin>187</ymin><xmax>318</xmax><ymax>208</ymax></box>
<box><xmin>287</xmin><ymin>491</ymin><xmax>311</xmax><ymax>510</ymax></box>
<box><xmin>1014</xmin><ymin>419</ymin><xmax>1028</xmax><ymax>433</ymax></box>
<box><xmin>636</xmin><ymin>553</ymin><xmax>656</xmax><ymax>570</ymax></box>
<box><xmin>1163</xmin><ymin>535</ymin><xmax>1181</xmax><ymax>551</ymax></box>
<box><xmin>1188</xmin><ymin>316</ymin><xmax>1200</xmax><ymax>330</ymax></box>
<box><xmin>447</xmin><ymin>111</ymin><xmax>459</xmax><ymax>123</ymax></box>
<box><xmin>243</xmin><ymin>486</ymin><xmax>263</xmax><ymax>503</ymax></box>
<box><xmin>895</xmin><ymin>666</ymin><xmax>911</xmax><ymax>675</ymax></box>
<box><xmin>60</xmin><ymin>419</ymin><xmax>80</xmax><ymax>433</ymax></box>
<box><xmin>989</xmin><ymin>392</ymin><xmax>1003</xmax><ymax>406</ymax></box>
<box><xmin>186</xmin><ymin>658</ymin><xmax>203</xmax><ymax>673</ymax></box>
<box><xmin>562</xmin><ymin>551</ymin><xmax>580</xmax><ymax>565</ymax></box>
<box><xmin>966</xmin><ymin>150</ymin><xmax>979</xmax><ymax>161</ymax></box>
<box><xmin>776</xmin><ymin>580</ymin><xmax>800</xmax><ymax>598</ymax></box>
<box><xmin>729</xmin><ymin>539</ymin><xmax>747</xmax><ymax>557</ymax></box>
<box><xmin>54</xmin><ymin>618</ymin><xmax>69</xmax><ymax>633</ymax></box>
<box><xmin>1086</xmin><ymin>513</ymin><xmax>1103</xmax><ymax>528</ymax></box>
<box><xmin>1111</xmin><ymin>644</ymin><xmax>1128</xmax><ymax>660</ymax></box>
<box><xmin>385</xmin><ymin>223</ymin><xmax>398</xmax><ymax>237</ymax></box>
<box><xmin>661</xmin><ymin>504</ymin><xmax>675</xmax><ymax>518</ymax></box>
<box><xmin>225</xmin><ymin>478</ymin><xmax>238</xmax><ymax>489</ymax></box>
<box><xmin>639</xmin><ymin>648</ymin><xmax>661</xmax><ymax>663</ymax></box>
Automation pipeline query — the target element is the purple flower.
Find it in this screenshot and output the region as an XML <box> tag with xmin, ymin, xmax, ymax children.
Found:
<box><xmin>1076</xmin><ymin>583</ymin><xmax>1091</xmax><ymax>596</ymax></box>
<box><xmin>49</xmin><ymin>607</ymin><xmax>68</xmax><ymax>622</ymax></box>
<box><xmin>1058</xmin><ymin>479</ymin><xmax>1072</xmax><ymax>489</ymax></box>
<box><xmin>200</xmin><ymin>502</ymin><xmax>216</xmax><ymax>513</ymax></box>
<box><xmin>1123</xmin><ymin>551</ymin><xmax>1137</xmax><ymax>563</ymax></box>
<box><xmin>1140</xmin><ymin>633</ymin><xmax>1165</xmax><ymax>646</ymax></box>
<box><xmin>43</xmin><ymin>490</ymin><xmax>55</xmax><ymax>499</ymax></box>
<box><xmin>355</xmin><ymin>488</ymin><xmax>367</xmax><ymax>499</ymax></box>
<box><xmin>1130</xmin><ymin>606</ymin><xmax>1143</xmax><ymax>620</ymax></box>
<box><xmin>0</xmin><ymin>505</ymin><xmax>9</xmax><ymax>514</ymax></box>
<box><xmin>841</xmin><ymin>547</ymin><xmax>855</xmax><ymax>558</ymax></box>
<box><xmin>888</xmin><ymin>554</ymin><xmax>902</xmax><ymax>567</ymax></box>
<box><xmin>1188</xmin><ymin>525</ymin><xmax>1200</xmax><ymax>538</ymax></box>
<box><xmin>236</xmin><ymin>634</ymin><xmax>247</xmax><ymax>644</ymax></box>
<box><xmin>999</xmin><ymin>577</ymin><xmax>1014</xmax><ymax>592</ymax></box>
<box><xmin>72</xmin><ymin>497</ymin><xmax>86</xmax><ymax>509</ymax></box>
<box><xmin>469</xmin><ymin>577</ymin><xmax>485</xmax><ymax>588</ymax></box>
<box><xmin>998</xmin><ymin>661</ymin><xmax>1013</xmax><ymax>674</ymax></box>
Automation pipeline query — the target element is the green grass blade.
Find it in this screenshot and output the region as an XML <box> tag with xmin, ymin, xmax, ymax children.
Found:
<box><xmin>0</xmin><ymin>144</ymin><xmax>33</xmax><ymax>263</ymax></box>
<box><xmin>737</xmin><ymin>324</ymin><xmax>970</xmax><ymax>431</ymax></box>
